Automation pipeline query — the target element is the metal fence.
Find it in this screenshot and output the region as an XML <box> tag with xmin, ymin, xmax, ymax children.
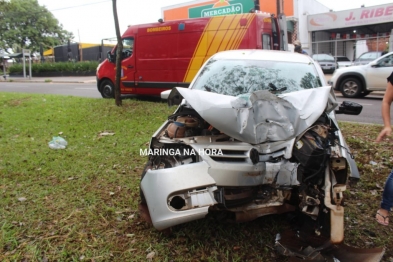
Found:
<box><xmin>310</xmin><ymin>35</ymin><xmax>392</xmax><ymax>61</ymax></box>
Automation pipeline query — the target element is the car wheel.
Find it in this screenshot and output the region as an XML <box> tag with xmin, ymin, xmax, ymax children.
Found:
<box><xmin>100</xmin><ymin>80</ymin><xmax>114</xmax><ymax>98</ymax></box>
<box><xmin>340</xmin><ymin>78</ymin><xmax>362</xmax><ymax>98</ymax></box>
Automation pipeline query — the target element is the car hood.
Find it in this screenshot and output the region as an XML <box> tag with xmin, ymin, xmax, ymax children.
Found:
<box><xmin>334</xmin><ymin>63</ymin><xmax>367</xmax><ymax>74</ymax></box>
<box><xmin>168</xmin><ymin>86</ymin><xmax>337</xmax><ymax>144</ymax></box>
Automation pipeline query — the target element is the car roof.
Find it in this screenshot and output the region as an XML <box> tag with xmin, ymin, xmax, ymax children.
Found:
<box><xmin>359</xmin><ymin>51</ymin><xmax>386</xmax><ymax>56</ymax></box>
<box><xmin>312</xmin><ymin>54</ymin><xmax>335</xmax><ymax>60</ymax></box>
<box><xmin>211</xmin><ymin>49</ymin><xmax>313</xmax><ymax>64</ymax></box>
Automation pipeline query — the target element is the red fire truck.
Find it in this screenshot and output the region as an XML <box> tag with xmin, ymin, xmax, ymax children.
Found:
<box><xmin>96</xmin><ymin>12</ymin><xmax>288</xmax><ymax>98</ymax></box>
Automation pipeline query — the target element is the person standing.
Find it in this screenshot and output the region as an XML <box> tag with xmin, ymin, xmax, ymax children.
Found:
<box><xmin>375</xmin><ymin>71</ymin><xmax>393</xmax><ymax>226</ymax></box>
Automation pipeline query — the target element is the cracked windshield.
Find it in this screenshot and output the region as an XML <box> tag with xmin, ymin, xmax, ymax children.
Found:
<box><xmin>192</xmin><ymin>59</ymin><xmax>322</xmax><ymax>96</ymax></box>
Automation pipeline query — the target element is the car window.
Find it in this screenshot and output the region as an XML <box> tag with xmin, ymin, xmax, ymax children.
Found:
<box><xmin>377</xmin><ymin>54</ymin><xmax>393</xmax><ymax>67</ymax></box>
<box><xmin>115</xmin><ymin>37</ymin><xmax>134</xmax><ymax>60</ymax></box>
<box><xmin>192</xmin><ymin>59</ymin><xmax>322</xmax><ymax>96</ymax></box>
<box><xmin>359</xmin><ymin>52</ymin><xmax>379</xmax><ymax>61</ymax></box>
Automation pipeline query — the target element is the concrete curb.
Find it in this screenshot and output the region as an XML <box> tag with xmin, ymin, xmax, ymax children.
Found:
<box><xmin>8</xmin><ymin>81</ymin><xmax>96</xmax><ymax>84</ymax></box>
<box><xmin>4</xmin><ymin>77</ymin><xmax>96</xmax><ymax>84</ymax></box>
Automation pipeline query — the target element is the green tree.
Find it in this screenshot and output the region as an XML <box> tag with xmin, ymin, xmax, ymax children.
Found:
<box><xmin>0</xmin><ymin>0</ymin><xmax>73</xmax><ymax>54</ymax></box>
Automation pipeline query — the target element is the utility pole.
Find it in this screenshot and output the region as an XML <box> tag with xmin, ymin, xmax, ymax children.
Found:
<box><xmin>276</xmin><ymin>0</ymin><xmax>283</xmax><ymax>14</ymax></box>
<box><xmin>78</xmin><ymin>29</ymin><xmax>83</xmax><ymax>61</ymax></box>
<box><xmin>112</xmin><ymin>0</ymin><xmax>123</xmax><ymax>106</ymax></box>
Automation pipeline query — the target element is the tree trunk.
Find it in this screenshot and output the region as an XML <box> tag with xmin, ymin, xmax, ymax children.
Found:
<box><xmin>112</xmin><ymin>0</ymin><xmax>122</xmax><ymax>106</ymax></box>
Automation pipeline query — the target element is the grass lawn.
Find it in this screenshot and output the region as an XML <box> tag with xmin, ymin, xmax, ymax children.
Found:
<box><xmin>0</xmin><ymin>92</ymin><xmax>392</xmax><ymax>261</ymax></box>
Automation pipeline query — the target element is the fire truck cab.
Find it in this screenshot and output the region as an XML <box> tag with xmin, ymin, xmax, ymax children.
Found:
<box><xmin>96</xmin><ymin>12</ymin><xmax>287</xmax><ymax>98</ymax></box>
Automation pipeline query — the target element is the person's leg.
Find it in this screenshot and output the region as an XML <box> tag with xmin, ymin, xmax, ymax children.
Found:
<box><xmin>376</xmin><ymin>169</ymin><xmax>393</xmax><ymax>225</ymax></box>
<box><xmin>381</xmin><ymin>169</ymin><xmax>393</xmax><ymax>211</ymax></box>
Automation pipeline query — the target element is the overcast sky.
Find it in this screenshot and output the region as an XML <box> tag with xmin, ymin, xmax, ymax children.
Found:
<box><xmin>36</xmin><ymin>0</ymin><xmax>393</xmax><ymax>44</ymax></box>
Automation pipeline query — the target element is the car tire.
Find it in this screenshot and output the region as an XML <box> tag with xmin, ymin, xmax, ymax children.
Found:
<box><xmin>340</xmin><ymin>78</ymin><xmax>362</xmax><ymax>98</ymax></box>
<box><xmin>100</xmin><ymin>80</ymin><xmax>114</xmax><ymax>98</ymax></box>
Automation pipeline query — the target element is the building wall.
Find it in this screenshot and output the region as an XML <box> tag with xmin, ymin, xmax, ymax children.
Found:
<box><xmin>257</xmin><ymin>0</ymin><xmax>293</xmax><ymax>16</ymax></box>
<box><xmin>161</xmin><ymin>0</ymin><xmax>329</xmax><ymax>52</ymax></box>
<box><xmin>307</xmin><ymin>3</ymin><xmax>393</xmax><ymax>31</ymax></box>
<box><xmin>162</xmin><ymin>0</ymin><xmax>295</xmax><ymax>21</ymax></box>
<box><xmin>294</xmin><ymin>0</ymin><xmax>330</xmax><ymax>50</ymax></box>
<box><xmin>161</xmin><ymin>0</ymin><xmax>392</xmax><ymax>59</ymax></box>
<box><xmin>163</xmin><ymin>0</ymin><xmax>216</xmax><ymax>21</ymax></box>
<box><xmin>306</xmin><ymin>3</ymin><xmax>393</xmax><ymax>58</ymax></box>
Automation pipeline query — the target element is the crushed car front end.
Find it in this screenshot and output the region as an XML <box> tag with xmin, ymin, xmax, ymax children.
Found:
<box><xmin>139</xmin><ymin>50</ymin><xmax>384</xmax><ymax>260</ymax></box>
<box><xmin>141</xmin><ymin>85</ymin><xmax>350</xmax><ymax>241</ymax></box>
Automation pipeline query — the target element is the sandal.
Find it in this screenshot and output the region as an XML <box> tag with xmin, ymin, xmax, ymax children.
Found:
<box><xmin>376</xmin><ymin>212</ymin><xmax>389</xmax><ymax>226</ymax></box>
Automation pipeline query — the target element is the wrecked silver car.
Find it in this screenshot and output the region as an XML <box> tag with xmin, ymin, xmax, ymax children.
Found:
<box><xmin>139</xmin><ymin>50</ymin><xmax>383</xmax><ymax>259</ymax></box>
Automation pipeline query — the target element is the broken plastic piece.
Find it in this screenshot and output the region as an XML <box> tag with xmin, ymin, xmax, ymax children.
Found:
<box><xmin>48</xmin><ymin>136</ymin><xmax>68</xmax><ymax>150</ymax></box>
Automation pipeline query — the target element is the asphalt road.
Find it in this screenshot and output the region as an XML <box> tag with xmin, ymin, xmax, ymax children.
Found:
<box><xmin>0</xmin><ymin>80</ymin><xmax>387</xmax><ymax>125</ymax></box>
<box><xmin>0</xmin><ymin>82</ymin><xmax>102</xmax><ymax>98</ymax></box>
<box><xmin>334</xmin><ymin>94</ymin><xmax>384</xmax><ymax>125</ymax></box>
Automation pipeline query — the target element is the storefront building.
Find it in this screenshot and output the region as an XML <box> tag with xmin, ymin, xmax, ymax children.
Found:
<box><xmin>307</xmin><ymin>3</ymin><xmax>393</xmax><ymax>60</ymax></box>
<box><xmin>161</xmin><ymin>0</ymin><xmax>393</xmax><ymax>60</ymax></box>
<box><xmin>161</xmin><ymin>0</ymin><xmax>329</xmax><ymax>52</ymax></box>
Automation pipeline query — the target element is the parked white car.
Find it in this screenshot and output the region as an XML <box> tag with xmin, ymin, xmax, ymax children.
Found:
<box><xmin>352</xmin><ymin>51</ymin><xmax>387</xmax><ymax>66</ymax></box>
<box><xmin>329</xmin><ymin>51</ymin><xmax>393</xmax><ymax>98</ymax></box>
<box><xmin>140</xmin><ymin>49</ymin><xmax>368</xmax><ymax>259</ymax></box>
<box><xmin>312</xmin><ymin>54</ymin><xmax>337</xmax><ymax>73</ymax></box>
<box><xmin>335</xmin><ymin>56</ymin><xmax>352</xmax><ymax>68</ymax></box>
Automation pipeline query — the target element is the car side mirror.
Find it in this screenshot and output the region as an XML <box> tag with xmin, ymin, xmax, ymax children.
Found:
<box><xmin>167</xmin><ymin>87</ymin><xmax>184</xmax><ymax>107</ymax></box>
<box><xmin>335</xmin><ymin>101</ymin><xmax>362</xmax><ymax>115</ymax></box>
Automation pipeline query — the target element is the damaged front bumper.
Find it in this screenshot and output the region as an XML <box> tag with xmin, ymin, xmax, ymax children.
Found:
<box><xmin>140</xmin><ymin>138</ymin><xmax>299</xmax><ymax>230</ymax></box>
<box><xmin>141</xmin><ymin>161</ymin><xmax>218</xmax><ymax>230</ymax></box>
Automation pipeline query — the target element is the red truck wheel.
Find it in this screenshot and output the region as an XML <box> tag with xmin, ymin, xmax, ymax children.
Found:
<box><xmin>100</xmin><ymin>80</ymin><xmax>114</xmax><ymax>98</ymax></box>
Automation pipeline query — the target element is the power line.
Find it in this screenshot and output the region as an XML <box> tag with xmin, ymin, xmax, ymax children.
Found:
<box><xmin>0</xmin><ymin>0</ymin><xmax>113</xmax><ymax>16</ymax></box>
<box><xmin>47</xmin><ymin>0</ymin><xmax>112</xmax><ymax>12</ymax></box>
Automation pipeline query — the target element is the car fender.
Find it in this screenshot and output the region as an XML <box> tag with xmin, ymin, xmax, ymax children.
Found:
<box><xmin>97</xmin><ymin>77</ymin><xmax>114</xmax><ymax>93</ymax></box>
<box><xmin>336</xmin><ymin>72</ymin><xmax>367</xmax><ymax>92</ymax></box>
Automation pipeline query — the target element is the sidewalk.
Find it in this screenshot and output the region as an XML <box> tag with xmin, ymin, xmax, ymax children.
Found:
<box><xmin>1</xmin><ymin>75</ymin><xmax>96</xmax><ymax>84</ymax></box>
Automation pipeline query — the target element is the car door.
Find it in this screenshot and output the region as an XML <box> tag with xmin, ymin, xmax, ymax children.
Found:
<box><xmin>119</xmin><ymin>37</ymin><xmax>136</xmax><ymax>94</ymax></box>
<box><xmin>365</xmin><ymin>54</ymin><xmax>393</xmax><ymax>90</ymax></box>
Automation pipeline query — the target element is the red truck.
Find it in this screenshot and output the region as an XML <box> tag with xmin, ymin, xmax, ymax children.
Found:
<box><xmin>96</xmin><ymin>12</ymin><xmax>288</xmax><ymax>98</ymax></box>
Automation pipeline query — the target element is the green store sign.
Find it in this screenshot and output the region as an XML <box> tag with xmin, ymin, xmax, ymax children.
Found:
<box><xmin>188</xmin><ymin>0</ymin><xmax>254</xmax><ymax>18</ymax></box>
